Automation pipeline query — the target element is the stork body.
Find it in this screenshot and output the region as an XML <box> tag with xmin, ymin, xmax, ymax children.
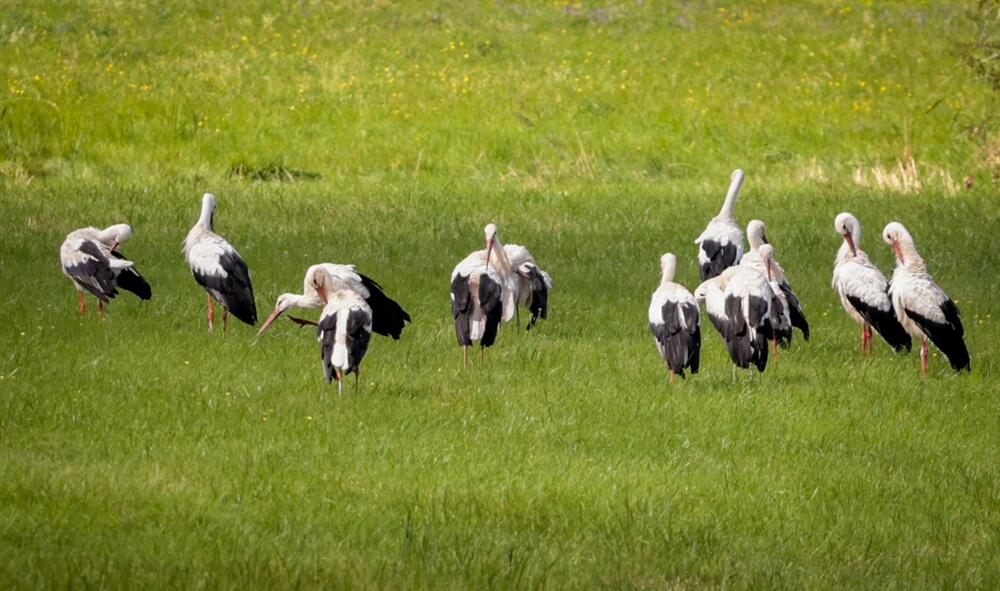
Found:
<box><xmin>883</xmin><ymin>222</ymin><xmax>970</xmax><ymax>374</ymax></box>
<box><xmin>183</xmin><ymin>193</ymin><xmax>257</xmax><ymax>331</ymax></box>
<box><xmin>317</xmin><ymin>290</ymin><xmax>373</xmax><ymax>394</ymax></box>
<box><xmin>695</xmin><ymin>262</ymin><xmax>773</xmax><ymax>373</ymax></box>
<box><xmin>504</xmin><ymin>244</ymin><xmax>552</xmax><ymax>329</ymax></box>
<box><xmin>60</xmin><ymin>224</ymin><xmax>151</xmax><ymax>318</ymax></box>
<box><xmin>740</xmin><ymin>220</ymin><xmax>809</xmax><ymax>348</ymax></box>
<box><xmin>450</xmin><ymin>224</ymin><xmax>516</xmax><ymax>366</ymax></box>
<box><xmin>832</xmin><ymin>213</ymin><xmax>911</xmax><ymax>354</ymax></box>
<box><xmin>257</xmin><ymin>264</ymin><xmax>410</xmax><ymax>339</ymax></box>
<box><xmin>648</xmin><ymin>254</ymin><xmax>700</xmax><ymax>382</ymax></box>
<box><xmin>695</xmin><ymin>169</ymin><xmax>745</xmax><ymax>281</ymax></box>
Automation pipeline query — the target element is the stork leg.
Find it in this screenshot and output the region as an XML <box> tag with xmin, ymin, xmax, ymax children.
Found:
<box><xmin>860</xmin><ymin>324</ymin><xmax>866</xmax><ymax>354</ymax></box>
<box><xmin>920</xmin><ymin>336</ymin><xmax>928</xmax><ymax>376</ymax></box>
<box><xmin>222</xmin><ymin>309</ymin><xmax>229</xmax><ymax>333</ymax></box>
<box><xmin>772</xmin><ymin>338</ymin><xmax>779</xmax><ymax>358</ymax></box>
<box><xmin>98</xmin><ymin>300</ymin><xmax>105</xmax><ymax>320</ymax></box>
<box><xmin>207</xmin><ymin>294</ymin><xmax>215</xmax><ymax>332</ymax></box>
<box><xmin>336</xmin><ymin>368</ymin><xmax>344</xmax><ymax>395</ymax></box>
<box><xmin>669</xmin><ymin>370</ymin><xmax>675</xmax><ymax>384</ymax></box>
<box><xmin>865</xmin><ymin>326</ymin><xmax>873</xmax><ymax>354</ymax></box>
<box><xmin>78</xmin><ymin>292</ymin><xmax>86</xmax><ymax>317</ymax></box>
<box><xmin>463</xmin><ymin>345</ymin><xmax>469</xmax><ymax>369</ymax></box>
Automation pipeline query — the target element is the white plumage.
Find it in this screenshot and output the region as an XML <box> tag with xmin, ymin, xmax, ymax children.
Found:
<box><xmin>883</xmin><ymin>222</ymin><xmax>969</xmax><ymax>374</ymax></box>
<box><xmin>503</xmin><ymin>243</ymin><xmax>552</xmax><ymax>329</ymax></box>
<box><xmin>60</xmin><ymin>223</ymin><xmax>151</xmax><ymax>318</ymax></box>
<box><xmin>257</xmin><ymin>264</ymin><xmax>409</xmax><ymax>339</ymax></box>
<box><xmin>740</xmin><ymin>219</ymin><xmax>809</xmax><ymax>345</ymax></box>
<box><xmin>832</xmin><ymin>213</ymin><xmax>910</xmax><ymax>354</ymax></box>
<box><xmin>694</xmin><ymin>169</ymin><xmax>745</xmax><ymax>281</ymax></box>
<box><xmin>317</xmin><ymin>290</ymin><xmax>372</xmax><ymax>394</ymax></box>
<box><xmin>183</xmin><ymin>193</ymin><xmax>257</xmax><ymax>330</ymax></box>
<box><xmin>450</xmin><ymin>223</ymin><xmax>515</xmax><ymax>366</ymax></box>
<box><xmin>648</xmin><ymin>253</ymin><xmax>700</xmax><ymax>381</ymax></box>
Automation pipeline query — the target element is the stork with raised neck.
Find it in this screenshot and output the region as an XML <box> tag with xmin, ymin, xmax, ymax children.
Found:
<box><xmin>694</xmin><ymin>169</ymin><xmax>745</xmax><ymax>281</ymax></box>
<box><xmin>740</xmin><ymin>219</ymin><xmax>809</xmax><ymax>346</ymax></box>
<box><xmin>183</xmin><ymin>193</ymin><xmax>257</xmax><ymax>331</ymax></box>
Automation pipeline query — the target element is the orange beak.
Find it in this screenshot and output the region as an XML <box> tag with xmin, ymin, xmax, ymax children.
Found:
<box><xmin>844</xmin><ymin>232</ymin><xmax>857</xmax><ymax>257</ymax></box>
<box><xmin>110</xmin><ymin>241</ymin><xmax>119</xmax><ymax>252</ymax></box>
<box><xmin>256</xmin><ymin>306</ymin><xmax>286</xmax><ymax>337</ymax></box>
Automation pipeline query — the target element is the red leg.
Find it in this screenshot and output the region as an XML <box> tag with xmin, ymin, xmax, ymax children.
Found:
<box><xmin>772</xmin><ymin>338</ymin><xmax>779</xmax><ymax>357</ymax></box>
<box><xmin>98</xmin><ymin>300</ymin><xmax>105</xmax><ymax>320</ymax></box>
<box><xmin>920</xmin><ymin>336</ymin><xmax>928</xmax><ymax>376</ymax></box>
<box><xmin>462</xmin><ymin>345</ymin><xmax>468</xmax><ymax>369</ymax></box>
<box><xmin>860</xmin><ymin>324</ymin><xmax>866</xmax><ymax>354</ymax></box>
<box><xmin>207</xmin><ymin>293</ymin><xmax>215</xmax><ymax>332</ymax></box>
<box><xmin>669</xmin><ymin>370</ymin><xmax>675</xmax><ymax>384</ymax></box>
<box><xmin>222</xmin><ymin>309</ymin><xmax>229</xmax><ymax>333</ymax></box>
<box><xmin>78</xmin><ymin>292</ymin><xmax>86</xmax><ymax>317</ymax></box>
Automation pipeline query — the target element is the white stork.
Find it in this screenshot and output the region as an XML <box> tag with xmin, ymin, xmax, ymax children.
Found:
<box><xmin>883</xmin><ymin>222</ymin><xmax>970</xmax><ymax>374</ymax></box>
<box><xmin>648</xmin><ymin>253</ymin><xmax>701</xmax><ymax>382</ymax></box>
<box><xmin>740</xmin><ymin>219</ymin><xmax>810</xmax><ymax>348</ymax></box>
<box><xmin>450</xmin><ymin>223</ymin><xmax>516</xmax><ymax>367</ymax></box>
<box><xmin>317</xmin><ymin>290</ymin><xmax>372</xmax><ymax>394</ymax></box>
<box><xmin>183</xmin><ymin>193</ymin><xmax>257</xmax><ymax>331</ymax></box>
<box><xmin>60</xmin><ymin>223</ymin><xmax>151</xmax><ymax>318</ymax></box>
<box><xmin>832</xmin><ymin>213</ymin><xmax>911</xmax><ymax>354</ymax></box>
<box><xmin>503</xmin><ymin>243</ymin><xmax>552</xmax><ymax>329</ymax></box>
<box><xmin>695</xmin><ymin>168</ymin><xmax>745</xmax><ymax>281</ymax></box>
<box><xmin>694</xmin><ymin>255</ymin><xmax>775</xmax><ymax>373</ymax></box>
<box><xmin>256</xmin><ymin>263</ymin><xmax>410</xmax><ymax>339</ymax></box>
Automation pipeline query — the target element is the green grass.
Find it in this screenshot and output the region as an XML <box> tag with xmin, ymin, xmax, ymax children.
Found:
<box><xmin>2</xmin><ymin>1</ymin><xmax>1000</xmax><ymax>588</ymax></box>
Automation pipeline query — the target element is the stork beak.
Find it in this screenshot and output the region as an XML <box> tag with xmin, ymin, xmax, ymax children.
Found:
<box><xmin>761</xmin><ymin>232</ymin><xmax>769</xmax><ymax>246</ymax></box>
<box><xmin>485</xmin><ymin>238</ymin><xmax>494</xmax><ymax>272</ymax></box>
<box><xmin>892</xmin><ymin>240</ymin><xmax>903</xmax><ymax>262</ymax></box>
<box><xmin>110</xmin><ymin>241</ymin><xmax>119</xmax><ymax>253</ymax></box>
<box><xmin>766</xmin><ymin>259</ymin><xmax>773</xmax><ymax>280</ymax></box>
<box><xmin>255</xmin><ymin>306</ymin><xmax>286</xmax><ymax>339</ymax></box>
<box><xmin>844</xmin><ymin>232</ymin><xmax>857</xmax><ymax>257</ymax></box>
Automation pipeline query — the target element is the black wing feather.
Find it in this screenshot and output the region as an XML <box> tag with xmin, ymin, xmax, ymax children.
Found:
<box><xmin>359</xmin><ymin>273</ymin><xmax>410</xmax><ymax>339</ymax></box>
<box><xmin>905</xmin><ymin>301</ymin><xmax>970</xmax><ymax>371</ymax></box>
<box><xmin>66</xmin><ymin>241</ymin><xmax>117</xmax><ymax>302</ymax></box>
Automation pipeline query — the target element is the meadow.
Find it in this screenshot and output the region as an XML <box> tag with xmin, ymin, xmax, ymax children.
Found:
<box><xmin>2</xmin><ymin>1</ymin><xmax>999</xmax><ymax>588</ymax></box>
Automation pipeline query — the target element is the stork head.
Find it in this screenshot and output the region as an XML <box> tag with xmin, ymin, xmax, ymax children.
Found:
<box><xmin>746</xmin><ymin>219</ymin><xmax>768</xmax><ymax>250</ymax></box>
<box><xmin>882</xmin><ymin>221</ymin><xmax>912</xmax><ymax>263</ymax></box>
<box><xmin>659</xmin><ymin>252</ymin><xmax>677</xmax><ymax>282</ymax></box>
<box><xmin>484</xmin><ymin>223</ymin><xmax>498</xmax><ymax>270</ymax></box>
<box><xmin>99</xmin><ymin>223</ymin><xmax>133</xmax><ymax>251</ymax></box>
<box><xmin>834</xmin><ymin>212</ymin><xmax>860</xmax><ymax>256</ymax></box>
<box><xmin>758</xmin><ymin>244</ymin><xmax>775</xmax><ymax>280</ymax></box>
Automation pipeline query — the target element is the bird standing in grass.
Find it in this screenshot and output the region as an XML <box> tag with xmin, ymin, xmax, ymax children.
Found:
<box><xmin>503</xmin><ymin>243</ymin><xmax>552</xmax><ymax>330</ymax></box>
<box><xmin>740</xmin><ymin>219</ymin><xmax>809</xmax><ymax>350</ymax></box>
<box><xmin>648</xmin><ymin>253</ymin><xmax>700</xmax><ymax>382</ymax></box>
<box><xmin>832</xmin><ymin>213</ymin><xmax>911</xmax><ymax>354</ymax></box>
<box><xmin>695</xmin><ymin>169</ymin><xmax>745</xmax><ymax>281</ymax></box>
<box><xmin>183</xmin><ymin>193</ymin><xmax>257</xmax><ymax>331</ymax></box>
<box><xmin>317</xmin><ymin>290</ymin><xmax>372</xmax><ymax>394</ymax></box>
<box><xmin>257</xmin><ymin>263</ymin><xmax>410</xmax><ymax>340</ymax></box>
<box><xmin>450</xmin><ymin>223</ymin><xmax>516</xmax><ymax>367</ymax></box>
<box><xmin>60</xmin><ymin>223</ymin><xmax>151</xmax><ymax>318</ymax></box>
<box><xmin>883</xmin><ymin>222</ymin><xmax>970</xmax><ymax>375</ymax></box>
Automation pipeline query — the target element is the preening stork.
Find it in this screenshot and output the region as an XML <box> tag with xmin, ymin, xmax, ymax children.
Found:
<box><xmin>648</xmin><ymin>253</ymin><xmax>700</xmax><ymax>382</ymax></box>
<box><xmin>832</xmin><ymin>213</ymin><xmax>911</xmax><ymax>354</ymax></box>
<box><xmin>740</xmin><ymin>219</ymin><xmax>810</xmax><ymax>348</ymax></box>
<box><xmin>183</xmin><ymin>193</ymin><xmax>257</xmax><ymax>331</ymax></box>
<box><xmin>317</xmin><ymin>290</ymin><xmax>372</xmax><ymax>394</ymax></box>
<box><xmin>883</xmin><ymin>222</ymin><xmax>970</xmax><ymax>375</ymax></box>
<box><xmin>503</xmin><ymin>244</ymin><xmax>552</xmax><ymax>329</ymax></box>
<box><xmin>256</xmin><ymin>263</ymin><xmax>410</xmax><ymax>339</ymax></box>
<box><xmin>694</xmin><ymin>252</ymin><xmax>776</xmax><ymax>373</ymax></box>
<box><xmin>695</xmin><ymin>169</ymin><xmax>745</xmax><ymax>281</ymax></box>
<box><xmin>450</xmin><ymin>223</ymin><xmax>517</xmax><ymax>367</ymax></box>
<box><xmin>60</xmin><ymin>224</ymin><xmax>152</xmax><ymax>318</ymax></box>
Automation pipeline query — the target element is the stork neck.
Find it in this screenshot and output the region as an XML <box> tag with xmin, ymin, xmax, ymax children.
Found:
<box><xmin>197</xmin><ymin>200</ymin><xmax>214</xmax><ymax>230</ymax></box>
<box><xmin>718</xmin><ymin>177</ymin><xmax>742</xmax><ymax>220</ymax></box>
<box><xmin>660</xmin><ymin>263</ymin><xmax>676</xmax><ymax>285</ymax></box>
<box><xmin>897</xmin><ymin>240</ymin><xmax>925</xmax><ymax>272</ymax></box>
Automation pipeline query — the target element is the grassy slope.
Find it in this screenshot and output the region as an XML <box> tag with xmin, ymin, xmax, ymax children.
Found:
<box><xmin>2</xmin><ymin>1</ymin><xmax>999</xmax><ymax>588</ymax></box>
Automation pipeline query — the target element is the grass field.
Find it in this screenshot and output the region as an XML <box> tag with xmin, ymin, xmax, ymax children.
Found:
<box><xmin>2</xmin><ymin>1</ymin><xmax>1000</xmax><ymax>588</ymax></box>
